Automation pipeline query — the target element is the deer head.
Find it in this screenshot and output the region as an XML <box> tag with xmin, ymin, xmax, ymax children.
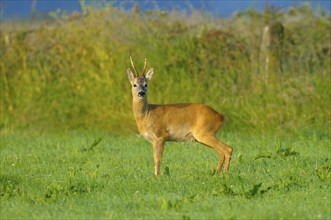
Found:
<box><xmin>127</xmin><ymin>57</ymin><xmax>154</xmax><ymax>100</ymax></box>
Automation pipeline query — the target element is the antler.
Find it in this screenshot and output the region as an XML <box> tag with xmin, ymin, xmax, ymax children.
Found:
<box><xmin>141</xmin><ymin>58</ymin><xmax>147</xmax><ymax>76</ymax></box>
<box><xmin>130</xmin><ymin>56</ymin><xmax>139</xmax><ymax>77</ymax></box>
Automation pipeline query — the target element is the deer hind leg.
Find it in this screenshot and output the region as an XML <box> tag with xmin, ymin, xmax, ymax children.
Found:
<box><xmin>195</xmin><ymin>135</ymin><xmax>233</xmax><ymax>173</ymax></box>
<box><xmin>217</xmin><ymin>153</ymin><xmax>225</xmax><ymax>173</ymax></box>
<box><xmin>152</xmin><ymin>139</ymin><xmax>165</xmax><ymax>176</ymax></box>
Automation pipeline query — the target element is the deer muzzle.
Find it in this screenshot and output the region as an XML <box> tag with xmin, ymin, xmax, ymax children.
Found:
<box><xmin>138</xmin><ymin>91</ymin><xmax>145</xmax><ymax>98</ymax></box>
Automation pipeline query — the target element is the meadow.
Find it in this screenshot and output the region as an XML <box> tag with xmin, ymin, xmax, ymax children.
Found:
<box><xmin>0</xmin><ymin>2</ymin><xmax>330</xmax><ymax>219</ymax></box>
<box><xmin>1</xmin><ymin>131</ymin><xmax>330</xmax><ymax>219</ymax></box>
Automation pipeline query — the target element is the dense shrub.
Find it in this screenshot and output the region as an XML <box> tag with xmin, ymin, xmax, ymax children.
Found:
<box><xmin>0</xmin><ymin>4</ymin><xmax>330</xmax><ymax>134</ymax></box>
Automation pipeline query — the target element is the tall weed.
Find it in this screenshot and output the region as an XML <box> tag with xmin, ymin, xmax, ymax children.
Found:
<box><xmin>0</xmin><ymin>4</ymin><xmax>329</xmax><ymax>134</ymax></box>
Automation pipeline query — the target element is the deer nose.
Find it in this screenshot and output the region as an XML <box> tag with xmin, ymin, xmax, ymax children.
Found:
<box><xmin>138</xmin><ymin>91</ymin><xmax>145</xmax><ymax>97</ymax></box>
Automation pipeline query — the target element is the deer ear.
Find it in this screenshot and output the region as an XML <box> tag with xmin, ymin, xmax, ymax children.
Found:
<box><xmin>127</xmin><ymin>68</ymin><xmax>135</xmax><ymax>83</ymax></box>
<box><xmin>145</xmin><ymin>68</ymin><xmax>154</xmax><ymax>81</ymax></box>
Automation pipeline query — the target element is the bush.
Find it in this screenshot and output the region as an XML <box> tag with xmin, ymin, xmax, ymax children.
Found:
<box><xmin>0</xmin><ymin>3</ymin><xmax>330</xmax><ymax>134</ymax></box>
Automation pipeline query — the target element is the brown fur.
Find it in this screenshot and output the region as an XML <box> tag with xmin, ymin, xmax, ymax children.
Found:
<box><xmin>127</xmin><ymin>61</ymin><xmax>233</xmax><ymax>176</ymax></box>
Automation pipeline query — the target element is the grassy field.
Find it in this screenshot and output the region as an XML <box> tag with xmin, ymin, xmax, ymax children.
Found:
<box><xmin>1</xmin><ymin>130</ymin><xmax>330</xmax><ymax>219</ymax></box>
<box><xmin>0</xmin><ymin>2</ymin><xmax>330</xmax><ymax>219</ymax></box>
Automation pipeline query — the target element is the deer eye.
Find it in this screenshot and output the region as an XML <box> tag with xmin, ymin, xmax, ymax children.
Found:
<box><xmin>144</xmin><ymin>84</ymin><xmax>147</xmax><ymax>87</ymax></box>
<box><xmin>133</xmin><ymin>84</ymin><xmax>137</xmax><ymax>87</ymax></box>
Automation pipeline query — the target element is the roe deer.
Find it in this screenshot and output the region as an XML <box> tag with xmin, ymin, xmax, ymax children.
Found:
<box><xmin>127</xmin><ymin>57</ymin><xmax>233</xmax><ymax>176</ymax></box>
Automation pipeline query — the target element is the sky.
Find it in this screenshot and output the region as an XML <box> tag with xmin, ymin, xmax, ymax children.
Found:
<box><xmin>1</xmin><ymin>0</ymin><xmax>330</xmax><ymax>20</ymax></box>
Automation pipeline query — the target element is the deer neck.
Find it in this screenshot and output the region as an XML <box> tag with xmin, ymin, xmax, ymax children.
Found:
<box><xmin>132</xmin><ymin>97</ymin><xmax>149</xmax><ymax>120</ymax></box>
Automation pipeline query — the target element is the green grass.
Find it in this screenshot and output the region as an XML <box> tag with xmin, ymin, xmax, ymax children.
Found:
<box><xmin>1</xmin><ymin>130</ymin><xmax>330</xmax><ymax>219</ymax></box>
<box><xmin>0</xmin><ymin>3</ymin><xmax>330</xmax><ymax>219</ymax></box>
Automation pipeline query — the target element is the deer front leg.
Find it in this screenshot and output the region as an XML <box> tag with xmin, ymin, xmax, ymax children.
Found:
<box><xmin>152</xmin><ymin>139</ymin><xmax>165</xmax><ymax>176</ymax></box>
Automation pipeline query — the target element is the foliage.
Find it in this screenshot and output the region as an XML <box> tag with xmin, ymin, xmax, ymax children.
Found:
<box><xmin>1</xmin><ymin>5</ymin><xmax>329</xmax><ymax>219</ymax></box>
<box><xmin>0</xmin><ymin>3</ymin><xmax>330</xmax><ymax>134</ymax></box>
